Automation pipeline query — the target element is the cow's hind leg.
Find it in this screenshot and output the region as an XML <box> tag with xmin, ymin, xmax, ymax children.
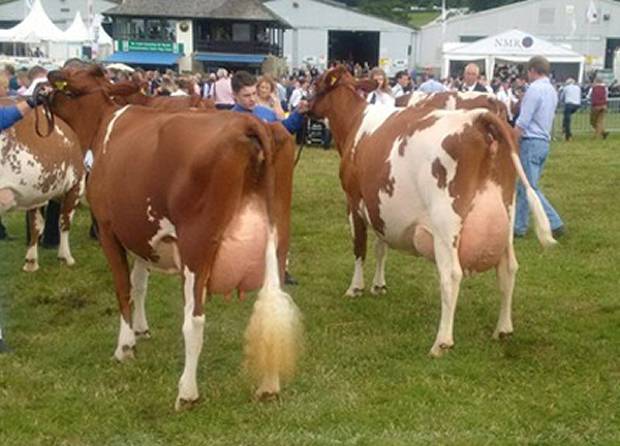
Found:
<box><xmin>345</xmin><ymin>211</ymin><xmax>367</xmax><ymax>297</ymax></box>
<box><xmin>370</xmin><ymin>239</ymin><xmax>388</xmax><ymax>295</ymax></box>
<box><xmin>430</xmin><ymin>235</ymin><xmax>463</xmax><ymax>358</ymax></box>
<box><xmin>175</xmin><ymin>227</ymin><xmax>220</xmax><ymax>411</ymax></box>
<box><xmin>98</xmin><ymin>226</ymin><xmax>135</xmax><ymax>362</ymax></box>
<box><xmin>23</xmin><ymin>208</ymin><xmax>44</xmax><ymax>272</ymax></box>
<box><xmin>494</xmin><ymin>203</ymin><xmax>519</xmax><ymax>340</ymax></box>
<box><xmin>57</xmin><ymin>183</ymin><xmax>81</xmax><ymax>266</ymax></box>
<box><xmin>131</xmin><ymin>260</ymin><xmax>151</xmax><ymax>339</ymax></box>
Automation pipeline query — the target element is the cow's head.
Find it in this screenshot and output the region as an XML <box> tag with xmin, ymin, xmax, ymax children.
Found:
<box><xmin>47</xmin><ymin>65</ymin><xmax>114</xmax><ymax>149</ymax></box>
<box><xmin>308</xmin><ymin>66</ymin><xmax>377</xmax><ymax>119</ymax></box>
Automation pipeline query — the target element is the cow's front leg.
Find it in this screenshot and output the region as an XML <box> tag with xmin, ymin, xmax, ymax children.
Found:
<box><xmin>23</xmin><ymin>208</ymin><xmax>44</xmax><ymax>272</ymax></box>
<box><xmin>370</xmin><ymin>239</ymin><xmax>388</xmax><ymax>295</ymax></box>
<box><xmin>345</xmin><ymin>211</ymin><xmax>367</xmax><ymax>297</ymax></box>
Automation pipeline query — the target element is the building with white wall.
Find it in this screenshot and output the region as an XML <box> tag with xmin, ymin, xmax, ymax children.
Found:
<box><xmin>264</xmin><ymin>0</ymin><xmax>416</xmax><ymax>75</ymax></box>
<box><xmin>418</xmin><ymin>0</ymin><xmax>620</xmax><ymax>72</ymax></box>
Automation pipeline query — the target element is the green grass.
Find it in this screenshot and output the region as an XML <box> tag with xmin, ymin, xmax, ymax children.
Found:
<box><xmin>408</xmin><ymin>11</ymin><xmax>440</xmax><ymax>28</ymax></box>
<box><xmin>553</xmin><ymin>109</ymin><xmax>620</xmax><ymax>138</ymax></box>
<box><xmin>1</xmin><ymin>136</ymin><xmax>620</xmax><ymax>445</ymax></box>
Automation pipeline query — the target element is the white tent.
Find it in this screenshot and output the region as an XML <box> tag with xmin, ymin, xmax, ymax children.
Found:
<box><xmin>63</xmin><ymin>12</ymin><xmax>90</xmax><ymax>43</ymax></box>
<box><xmin>88</xmin><ymin>14</ymin><xmax>113</xmax><ymax>59</ymax></box>
<box><xmin>0</xmin><ymin>0</ymin><xmax>66</xmax><ymax>43</ymax></box>
<box><xmin>442</xmin><ymin>29</ymin><xmax>585</xmax><ymax>83</ymax></box>
<box><xmin>89</xmin><ymin>14</ymin><xmax>113</xmax><ymax>46</ymax></box>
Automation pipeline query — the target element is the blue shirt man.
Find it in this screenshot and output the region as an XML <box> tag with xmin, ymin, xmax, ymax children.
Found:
<box><xmin>514</xmin><ymin>56</ymin><xmax>564</xmax><ymax>238</ymax></box>
<box><xmin>0</xmin><ymin>104</ymin><xmax>25</xmax><ymax>131</ymax></box>
<box><xmin>230</xmin><ymin>71</ymin><xmax>306</xmax><ymax>134</ymax></box>
<box><xmin>231</xmin><ymin>103</ymin><xmax>304</xmax><ymax>134</ymax></box>
<box><xmin>516</xmin><ymin>76</ymin><xmax>558</xmax><ymax>141</ymax></box>
<box><xmin>230</xmin><ymin>70</ymin><xmax>305</xmax><ymax>286</ymax></box>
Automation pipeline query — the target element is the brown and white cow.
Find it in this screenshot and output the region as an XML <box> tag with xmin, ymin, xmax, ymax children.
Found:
<box><xmin>309</xmin><ymin>67</ymin><xmax>555</xmax><ymax>357</ymax></box>
<box><xmin>110</xmin><ymin>81</ymin><xmax>215</xmax><ymax>110</ymax></box>
<box><xmin>0</xmin><ymin>98</ymin><xmax>85</xmax><ymax>272</ymax></box>
<box><xmin>45</xmin><ymin>66</ymin><xmax>301</xmax><ymax>410</ymax></box>
<box><xmin>395</xmin><ymin>90</ymin><xmax>508</xmax><ymax>120</ymax></box>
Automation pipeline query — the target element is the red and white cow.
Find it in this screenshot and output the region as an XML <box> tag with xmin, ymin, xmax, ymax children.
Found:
<box><xmin>46</xmin><ymin>66</ymin><xmax>301</xmax><ymax>409</ymax></box>
<box><xmin>395</xmin><ymin>90</ymin><xmax>508</xmax><ymax>120</ymax></box>
<box><xmin>310</xmin><ymin>67</ymin><xmax>555</xmax><ymax>356</ymax></box>
<box><xmin>0</xmin><ymin>98</ymin><xmax>85</xmax><ymax>271</ymax></box>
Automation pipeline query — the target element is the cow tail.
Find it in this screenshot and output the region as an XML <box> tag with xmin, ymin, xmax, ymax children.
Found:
<box><xmin>243</xmin><ymin>117</ymin><xmax>302</xmax><ymax>399</ymax></box>
<box><xmin>478</xmin><ymin>111</ymin><xmax>557</xmax><ymax>248</ymax></box>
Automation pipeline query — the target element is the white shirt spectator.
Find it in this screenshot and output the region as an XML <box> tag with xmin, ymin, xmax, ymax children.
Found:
<box><xmin>496</xmin><ymin>86</ymin><xmax>517</xmax><ymax>121</ymax></box>
<box><xmin>561</xmin><ymin>83</ymin><xmax>582</xmax><ymax>106</ymax></box>
<box><xmin>367</xmin><ymin>89</ymin><xmax>396</xmax><ymax>107</ymax></box>
<box><xmin>289</xmin><ymin>88</ymin><xmax>307</xmax><ymax>108</ymax></box>
<box><xmin>391</xmin><ymin>84</ymin><xmax>407</xmax><ymax>98</ymax></box>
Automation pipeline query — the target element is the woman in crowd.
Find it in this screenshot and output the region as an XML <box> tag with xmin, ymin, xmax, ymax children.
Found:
<box><xmin>256</xmin><ymin>75</ymin><xmax>286</xmax><ymax>119</ymax></box>
<box><xmin>367</xmin><ymin>67</ymin><xmax>395</xmax><ymax>107</ymax></box>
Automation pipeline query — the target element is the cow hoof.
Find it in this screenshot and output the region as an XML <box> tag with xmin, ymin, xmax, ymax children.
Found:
<box><xmin>370</xmin><ymin>285</ymin><xmax>387</xmax><ymax>296</ymax></box>
<box><xmin>113</xmin><ymin>344</ymin><xmax>136</xmax><ymax>362</ymax></box>
<box><xmin>429</xmin><ymin>342</ymin><xmax>453</xmax><ymax>358</ymax></box>
<box><xmin>58</xmin><ymin>256</ymin><xmax>76</xmax><ymax>266</ymax></box>
<box><xmin>344</xmin><ymin>287</ymin><xmax>364</xmax><ymax>298</ymax></box>
<box><xmin>255</xmin><ymin>389</ymin><xmax>280</xmax><ymax>402</ymax></box>
<box><xmin>134</xmin><ymin>330</ymin><xmax>151</xmax><ymax>339</ymax></box>
<box><xmin>493</xmin><ymin>330</ymin><xmax>513</xmax><ymax>341</ymax></box>
<box><xmin>175</xmin><ymin>396</ymin><xmax>200</xmax><ymax>412</ymax></box>
<box><xmin>22</xmin><ymin>260</ymin><xmax>39</xmax><ymax>273</ymax></box>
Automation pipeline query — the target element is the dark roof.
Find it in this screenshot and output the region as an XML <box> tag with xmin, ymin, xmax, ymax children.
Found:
<box><xmin>104</xmin><ymin>0</ymin><xmax>287</xmax><ymax>23</ymax></box>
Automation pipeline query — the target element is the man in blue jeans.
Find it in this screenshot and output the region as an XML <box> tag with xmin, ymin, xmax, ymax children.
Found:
<box><xmin>230</xmin><ymin>71</ymin><xmax>308</xmax><ymax>285</ymax></box>
<box><xmin>514</xmin><ymin>56</ymin><xmax>565</xmax><ymax>239</ymax></box>
<box><xmin>1</xmin><ymin>93</ymin><xmax>46</xmax><ymax>353</ymax></box>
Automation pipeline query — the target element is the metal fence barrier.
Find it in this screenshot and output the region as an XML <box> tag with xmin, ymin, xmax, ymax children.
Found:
<box><xmin>553</xmin><ymin>97</ymin><xmax>620</xmax><ymax>138</ymax></box>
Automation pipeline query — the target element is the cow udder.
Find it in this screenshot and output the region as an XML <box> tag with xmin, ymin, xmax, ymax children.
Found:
<box><xmin>208</xmin><ymin>198</ymin><xmax>269</xmax><ymax>294</ymax></box>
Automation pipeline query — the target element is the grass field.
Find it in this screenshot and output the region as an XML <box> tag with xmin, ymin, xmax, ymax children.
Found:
<box><xmin>1</xmin><ymin>135</ymin><xmax>619</xmax><ymax>445</ymax></box>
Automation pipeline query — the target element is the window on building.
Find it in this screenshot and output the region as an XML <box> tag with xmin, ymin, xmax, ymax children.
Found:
<box><xmin>539</xmin><ymin>8</ymin><xmax>555</xmax><ymax>24</ymax></box>
<box><xmin>460</xmin><ymin>36</ymin><xmax>485</xmax><ymax>43</ymax></box>
<box><xmin>232</xmin><ymin>23</ymin><xmax>251</xmax><ymax>42</ymax></box>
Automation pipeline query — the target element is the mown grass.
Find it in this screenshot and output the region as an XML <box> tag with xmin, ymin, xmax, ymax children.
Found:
<box><xmin>1</xmin><ymin>135</ymin><xmax>619</xmax><ymax>445</ymax></box>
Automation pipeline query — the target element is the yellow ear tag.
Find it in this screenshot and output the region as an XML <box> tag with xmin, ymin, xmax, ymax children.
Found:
<box><xmin>54</xmin><ymin>81</ymin><xmax>68</xmax><ymax>91</ymax></box>
<box><xmin>329</xmin><ymin>76</ymin><xmax>337</xmax><ymax>86</ymax></box>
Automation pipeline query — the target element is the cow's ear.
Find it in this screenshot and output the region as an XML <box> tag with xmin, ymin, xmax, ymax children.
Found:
<box><xmin>355</xmin><ymin>79</ymin><xmax>378</xmax><ymax>93</ymax></box>
<box><xmin>89</xmin><ymin>64</ymin><xmax>107</xmax><ymax>78</ymax></box>
<box><xmin>47</xmin><ymin>70</ymin><xmax>67</xmax><ymax>90</ymax></box>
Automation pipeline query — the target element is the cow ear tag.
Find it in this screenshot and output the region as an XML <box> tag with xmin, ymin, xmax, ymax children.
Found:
<box><xmin>329</xmin><ymin>76</ymin><xmax>337</xmax><ymax>87</ymax></box>
<box><xmin>54</xmin><ymin>81</ymin><xmax>68</xmax><ymax>91</ymax></box>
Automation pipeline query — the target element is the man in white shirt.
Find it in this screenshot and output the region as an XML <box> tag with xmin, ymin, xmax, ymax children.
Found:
<box><xmin>391</xmin><ymin>71</ymin><xmax>411</xmax><ymax>98</ymax></box>
<box><xmin>496</xmin><ymin>80</ymin><xmax>517</xmax><ymax>123</ymax></box>
<box><xmin>289</xmin><ymin>77</ymin><xmax>309</xmax><ymax>108</ymax></box>
<box><xmin>560</xmin><ymin>78</ymin><xmax>581</xmax><ymax>141</ymax></box>
<box><xmin>460</xmin><ymin>63</ymin><xmax>488</xmax><ymax>93</ymax></box>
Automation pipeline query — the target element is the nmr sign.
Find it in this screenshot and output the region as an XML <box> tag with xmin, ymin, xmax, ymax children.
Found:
<box><xmin>494</xmin><ymin>36</ymin><xmax>534</xmax><ymax>50</ymax></box>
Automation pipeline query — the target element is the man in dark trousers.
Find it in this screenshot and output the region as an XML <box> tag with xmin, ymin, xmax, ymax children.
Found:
<box><xmin>0</xmin><ymin>92</ymin><xmax>46</xmax><ymax>353</ymax></box>
<box><xmin>460</xmin><ymin>63</ymin><xmax>489</xmax><ymax>93</ymax></box>
<box><xmin>230</xmin><ymin>71</ymin><xmax>308</xmax><ymax>285</ymax></box>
